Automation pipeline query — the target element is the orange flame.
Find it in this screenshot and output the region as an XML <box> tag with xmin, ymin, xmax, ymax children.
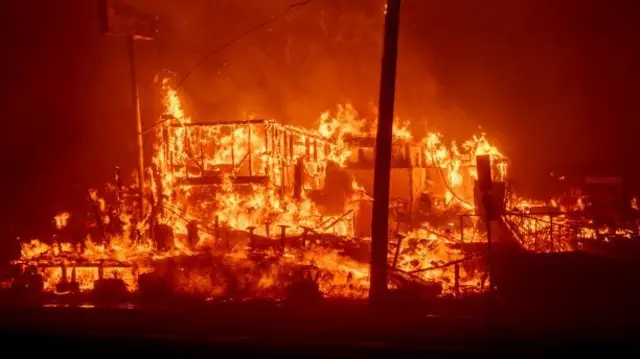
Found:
<box><xmin>17</xmin><ymin>85</ymin><xmax>610</xmax><ymax>300</ymax></box>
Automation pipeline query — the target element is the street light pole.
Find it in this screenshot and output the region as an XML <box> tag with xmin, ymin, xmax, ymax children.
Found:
<box><xmin>127</xmin><ymin>35</ymin><xmax>146</xmax><ymax>219</ymax></box>
<box><xmin>369</xmin><ymin>0</ymin><xmax>402</xmax><ymax>306</ymax></box>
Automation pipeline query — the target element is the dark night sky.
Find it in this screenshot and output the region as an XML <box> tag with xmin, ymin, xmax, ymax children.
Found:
<box><xmin>0</xmin><ymin>0</ymin><xmax>638</xmax><ymax>256</ymax></box>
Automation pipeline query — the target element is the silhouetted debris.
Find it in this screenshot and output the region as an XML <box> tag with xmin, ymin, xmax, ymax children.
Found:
<box><xmin>93</xmin><ymin>277</ymin><xmax>127</xmax><ymax>303</ymax></box>
<box><xmin>138</xmin><ymin>272</ymin><xmax>174</xmax><ymax>300</ymax></box>
<box><xmin>11</xmin><ymin>265</ymin><xmax>44</xmax><ymax>295</ymax></box>
<box><xmin>286</xmin><ymin>266</ymin><xmax>324</xmax><ymax>304</ymax></box>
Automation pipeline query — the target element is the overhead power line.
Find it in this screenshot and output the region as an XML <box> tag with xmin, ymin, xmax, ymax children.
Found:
<box><xmin>174</xmin><ymin>0</ymin><xmax>316</xmax><ymax>90</ymax></box>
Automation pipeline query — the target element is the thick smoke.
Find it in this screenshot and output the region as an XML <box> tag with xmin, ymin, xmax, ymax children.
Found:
<box><xmin>135</xmin><ymin>0</ymin><xmax>386</xmax><ymax>126</ymax></box>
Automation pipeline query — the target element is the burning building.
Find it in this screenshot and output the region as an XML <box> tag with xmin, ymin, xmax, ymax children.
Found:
<box><xmin>8</xmin><ymin>86</ymin><xmax>639</xmax><ymax>303</ymax></box>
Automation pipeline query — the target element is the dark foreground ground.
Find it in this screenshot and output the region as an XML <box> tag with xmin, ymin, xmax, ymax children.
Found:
<box><xmin>1</xmin><ymin>297</ymin><xmax>639</xmax><ymax>356</ymax></box>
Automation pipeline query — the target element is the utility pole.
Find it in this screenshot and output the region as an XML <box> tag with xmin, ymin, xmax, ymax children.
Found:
<box><xmin>369</xmin><ymin>0</ymin><xmax>402</xmax><ymax>305</ymax></box>
<box><xmin>99</xmin><ymin>0</ymin><xmax>157</xmax><ymax>220</ymax></box>
<box><xmin>127</xmin><ymin>36</ymin><xmax>146</xmax><ymax>219</ymax></box>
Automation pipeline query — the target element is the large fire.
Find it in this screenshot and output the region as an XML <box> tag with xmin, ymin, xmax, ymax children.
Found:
<box><xmin>12</xmin><ymin>85</ymin><xmax>635</xmax><ymax>301</ymax></box>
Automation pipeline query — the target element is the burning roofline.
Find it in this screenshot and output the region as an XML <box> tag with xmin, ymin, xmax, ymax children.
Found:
<box><xmin>165</xmin><ymin>117</ymin><xmax>334</xmax><ymax>144</ymax></box>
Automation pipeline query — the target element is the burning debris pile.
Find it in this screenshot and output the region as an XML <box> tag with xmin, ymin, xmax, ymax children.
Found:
<box><xmin>9</xmin><ymin>86</ymin><xmax>639</xmax><ymax>302</ymax></box>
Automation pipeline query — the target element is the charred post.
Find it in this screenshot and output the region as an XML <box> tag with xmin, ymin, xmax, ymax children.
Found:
<box><xmin>279</xmin><ymin>224</ymin><xmax>289</xmax><ymax>255</ymax></box>
<box><xmin>476</xmin><ymin>155</ymin><xmax>496</xmax><ymax>291</ymax></box>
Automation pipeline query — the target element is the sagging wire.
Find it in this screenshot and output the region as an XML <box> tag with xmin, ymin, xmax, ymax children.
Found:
<box><xmin>174</xmin><ymin>0</ymin><xmax>317</xmax><ymax>91</ymax></box>
<box><xmin>139</xmin><ymin>1</ymin><xmax>317</xmax><ymax>135</ymax></box>
<box><xmin>139</xmin><ymin>115</ymin><xmax>177</xmax><ymax>136</ymax></box>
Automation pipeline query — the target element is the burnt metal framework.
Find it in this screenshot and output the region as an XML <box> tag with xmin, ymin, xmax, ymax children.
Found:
<box><xmin>501</xmin><ymin>211</ymin><xmax>639</xmax><ymax>253</ymax></box>
<box><xmin>459</xmin><ymin>211</ymin><xmax>599</xmax><ymax>253</ymax></box>
<box><xmin>157</xmin><ymin>119</ymin><xmax>357</xmax><ymax>237</ymax></box>
<box><xmin>162</xmin><ymin>119</ymin><xmax>335</xmax><ymax>193</ymax></box>
<box><xmin>502</xmin><ymin>212</ymin><xmax>576</xmax><ymax>252</ymax></box>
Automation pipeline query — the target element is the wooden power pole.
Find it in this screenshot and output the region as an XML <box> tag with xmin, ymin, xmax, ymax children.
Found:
<box><xmin>99</xmin><ymin>0</ymin><xmax>157</xmax><ymax>220</ymax></box>
<box><xmin>369</xmin><ymin>0</ymin><xmax>402</xmax><ymax>305</ymax></box>
<box><xmin>127</xmin><ymin>36</ymin><xmax>146</xmax><ymax>219</ymax></box>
